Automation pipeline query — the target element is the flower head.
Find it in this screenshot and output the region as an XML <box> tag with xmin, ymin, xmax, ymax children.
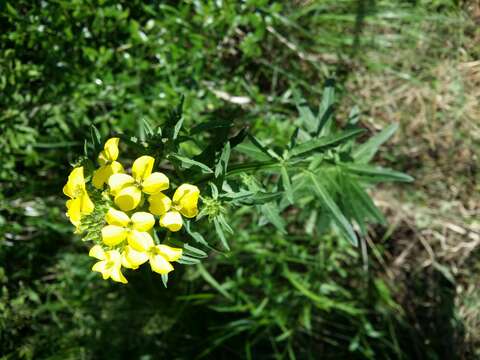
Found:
<box><xmin>92</xmin><ymin>138</ymin><xmax>124</xmax><ymax>189</ymax></box>
<box><xmin>108</xmin><ymin>156</ymin><xmax>169</xmax><ymax>212</ymax></box>
<box><xmin>148</xmin><ymin>184</ymin><xmax>200</xmax><ymax>232</ymax></box>
<box><xmin>122</xmin><ymin>238</ymin><xmax>183</xmax><ymax>275</ymax></box>
<box><xmin>101</xmin><ymin>208</ymin><xmax>155</xmax><ymax>251</ymax></box>
<box><xmin>63</xmin><ymin>167</ymin><xmax>94</xmax><ymax>226</ymax></box>
<box><xmin>89</xmin><ymin>245</ymin><xmax>127</xmax><ymax>283</ymax></box>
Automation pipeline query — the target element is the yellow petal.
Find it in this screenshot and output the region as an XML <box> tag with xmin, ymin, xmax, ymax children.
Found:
<box><xmin>131</xmin><ymin>212</ymin><xmax>155</xmax><ymax>232</ymax></box>
<box><xmin>141</xmin><ymin>172</ymin><xmax>169</xmax><ymax>195</ymax></box>
<box><xmin>159</xmin><ymin>211</ymin><xmax>183</xmax><ymax>232</ymax></box>
<box><xmin>63</xmin><ymin>167</ymin><xmax>85</xmax><ymax>198</ymax></box>
<box><xmin>132</xmin><ymin>155</ymin><xmax>154</xmax><ymax>182</ymax></box>
<box><xmin>127</xmin><ymin>230</ymin><xmax>154</xmax><ymax>252</ymax></box>
<box><xmin>156</xmin><ymin>245</ymin><xmax>183</xmax><ymax>262</ymax></box>
<box><xmin>92</xmin><ymin>166</ymin><xmax>109</xmax><ymax>189</ymax></box>
<box><xmin>121</xmin><ymin>252</ymin><xmax>137</xmax><ymax>269</ymax></box>
<box><xmin>173</xmin><ymin>184</ymin><xmax>200</xmax><ymax>218</ymax></box>
<box><xmin>110</xmin><ymin>266</ymin><xmax>128</xmax><ymax>284</ymax></box>
<box><xmin>66</xmin><ymin>198</ymin><xmax>81</xmax><ymax>225</ymax></box>
<box><xmin>124</xmin><ymin>246</ymin><xmax>149</xmax><ymax>267</ymax></box>
<box><xmin>108</xmin><ymin>173</ymin><xmax>135</xmax><ymax>195</ymax></box>
<box><xmin>89</xmin><ymin>245</ymin><xmax>106</xmax><ymax>260</ymax></box>
<box><xmin>110</xmin><ymin>161</ymin><xmax>124</xmax><ymax>173</ymax></box>
<box><xmin>104</xmin><ymin>137</ymin><xmax>120</xmax><ymax>161</ymax></box>
<box><xmin>149</xmin><ymin>254</ymin><xmax>174</xmax><ymax>275</ymax></box>
<box><xmin>148</xmin><ymin>192</ymin><xmax>172</xmax><ymax>216</ymax></box>
<box><xmin>114</xmin><ymin>185</ymin><xmax>142</xmax><ymax>212</ymax></box>
<box><xmin>101</xmin><ymin>225</ymin><xmax>127</xmax><ymax>246</ymax></box>
<box><xmin>80</xmin><ymin>193</ymin><xmax>94</xmax><ymax>214</ymax></box>
<box><xmin>92</xmin><ymin>162</ymin><xmax>124</xmax><ymax>189</ymax></box>
<box><xmin>92</xmin><ymin>260</ymin><xmax>110</xmax><ymax>279</ymax></box>
<box><xmin>105</xmin><ymin>208</ymin><xmax>130</xmax><ymax>227</ymax></box>
<box><xmin>105</xmin><ymin>249</ymin><xmax>122</xmax><ymax>264</ymax></box>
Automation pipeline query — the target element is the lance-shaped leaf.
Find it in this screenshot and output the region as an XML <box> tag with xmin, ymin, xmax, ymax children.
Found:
<box><xmin>348</xmin><ymin>178</ymin><xmax>386</xmax><ymax>225</ymax></box>
<box><xmin>90</xmin><ymin>124</ymin><xmax>102</xmax><ymax>153</ymax></box>
<box><xmin>170</xmin><ymin>153</ymin><xmax>213</xmax><ymax>173</ymax></box>
<box><xmin>309</xmin><ymin>172</ymin><xmax>358</xmax><ymax>246</ymax></box>
<box><xmin>246</xmin><ymin>133</ymin><xmax>281</xmax><ymax>160</ymax></box>
<box><xmin>295</xmin><ymin>96</ymin><xmax>317</xmax><ymax>133</ymax></box>
<box><xmin>197</xmin><ymin>263</ymin><xmax>233</xmax><ymax>300</ymax></box>
<box><xmin>281</xmin><ymin>166</ymin><xmax>294</xmax><ymax>204</ymax></box>
<box><xmin>315</xmin><ymin>78</ymin><xmax>335</xmax><ymax>136</ymax></box>
<box><xmin>353</xmin><ymin>123</ymin><xmax>398</xmax><ymax>164</ymax></box>
<box><xmin>235</xmin><ymin>141</ymin><xmax>272</xmax><ymax>161</ymax></box>
<box><xmin>173</xmin><ymin>116</ymin><xmax>184</xmax><ymax>140</ymax></box>
<box><xmin>342</xmin><ymin>163</ymin><xmax>414</xmax><ymax>183</ymax></box>
<box><xmin>139</xmin><ymin>118</ymin><xmax>154</xmax><ymax>140</ymax></box>
<box><xmin>215</xmin><ymin>141</ymin><xmax>231</xmax><ymax>179</ymax></box>
<box><xmin>213</xmin><ymin>217</ymin><xmax>230</xmax><ymax>250</ymax></box>
<box><xmin>184</xmin><ymin>220</ymin><xmax>211</xmax><ymax>248</ymax></box>
<box><xmin>290</xmin><ymin>128</ymin><xmax>364</xmax><ymax>158</ymax></box>
<box><xmin>183</xmin><ymin>243</ymin><xmax>208</xmax><ymax>258</ymax></box>
<box><xmin>260</xmin><ymin>202</ymin><xmax>286</xmax><ymax>234</ymax></box>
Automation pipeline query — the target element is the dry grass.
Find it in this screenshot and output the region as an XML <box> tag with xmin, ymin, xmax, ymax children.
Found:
<box><xmin>341</xmin><ymin>8</ymin><xmax>480</xmax><ymax>355</ymax></box>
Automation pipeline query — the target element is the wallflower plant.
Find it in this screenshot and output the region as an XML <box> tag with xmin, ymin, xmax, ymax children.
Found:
<box><xmin>64</xmin><ymin>84</ymin><xmax>412</xmax><ymax>287</ymax></box>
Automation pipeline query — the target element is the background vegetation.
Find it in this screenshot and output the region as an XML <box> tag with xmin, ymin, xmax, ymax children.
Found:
<box><xmin>0</xmin><ymin>0</ymin><xmax>478</xmax><ymax>359</ymax></box>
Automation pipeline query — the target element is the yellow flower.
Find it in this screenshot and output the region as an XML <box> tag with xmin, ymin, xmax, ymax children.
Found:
<box><xmin>92</xmin><ymin>138</ymin><xmax>124</xmax><ymax>189</ymax></box>
<box><xmin>123</xmin><ymin>238</ymin><xmax>183</xmax><ymax>275</ymax></box>
<box><xmin>89</xmin><ymin>245</ymin><xmax>128</xmax><ymax>284</ymax></box>
<box><xmin>63</xmin><ymin>167</ymin><xmax>94</xmax><ymax>226</ymax></box>
<box><xmin>101</xmin><ymin>208</ymin><xmax>155</xmax><ymax>251</ymax></box>
<box><xmin>108</xmin><ymin>156</ymin><xmax>169</xmax><ymax>212</ymax></box>
<box><xmin>148</xmin><ymin>184</ymin><xmax>200</xmax><ymax>232</ymax></box>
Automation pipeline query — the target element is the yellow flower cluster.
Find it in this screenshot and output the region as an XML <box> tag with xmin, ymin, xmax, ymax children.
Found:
<box><xmin>63</xmin><ymin>138</ymin><xmax>200</xmax><ymax>284</ymax></box>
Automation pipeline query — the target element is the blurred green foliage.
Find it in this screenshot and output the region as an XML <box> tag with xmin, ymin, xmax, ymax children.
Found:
<box><xmin>0</xmin><ymin>0</ymin><xmax>475</xmax><ymax>359</ymax></box>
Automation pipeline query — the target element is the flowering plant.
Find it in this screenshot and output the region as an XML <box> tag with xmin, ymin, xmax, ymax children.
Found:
<box><xmin>64</xmin><ymin>87</ymin><xmax>412</xmax><ymax>286</ymax></box>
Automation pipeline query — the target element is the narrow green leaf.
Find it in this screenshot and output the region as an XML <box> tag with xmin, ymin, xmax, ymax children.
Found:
<box><xmin>260</xmin><ymin>202</ymin><xmax>286</xmax><ymax>234</ymax></box>
<box><xmin>353</xmin><ymin>123</ymin><xmax>398</xmax><ymax>163</ymax></box>
<box><xmin>214</xmin><ymin>218</ymin><xmax>230</xmax><ymax>250</ymax></box>
<box><xmin>316</xmin><ymin>79</ymin><xmax>335</xmax><ymax>135</ymax></box>
<box><xmin>235</xmin><ymin>141</ymin><xmax>272</xmax><ymax>161</ymax></box>
<box><xmin>220</xmin><ymin>190</ymin><xmax>255</xmax><ymax>201</ymax></box>
<box><xmin>309</xmin><ymin>172</ymin><xmax>358</xmax><ymax>246</ymax></box>
<box><xmin>342</xmin><ymin>163</ymin><xmax>414</xmax><ymax>182</ymax></box>
<box><xmin>215</xmin><ymin>141</ymin><xmax>231</xmax><ymax>178</ymax></box>
<box><xmin>290</xmin><ymin>128</ymin><xmax>365</xmax><ymax>158</ymax></box>
<box><xmin>142</xmin><ymin>118</ymin><xmax>154</xmax><ymax>137</ymax></box>
<box><xmin>170</xmin><ymin>154</ymin><xmax>213</xmax><ymax>173</ymax></box>
<box><xmin>173</xmin><ymin>116</ymin><xmax>184</xmax><ymax>140</ymax></box>
<box><xmin>348</xmin><ymin>178</ymin><xmax>386</xmax><ymax>225</ymax></box>
<box><xmin>178</xmin><ymin>255</ymin><xmax>201</xmax><ymax>265</ymax></box>
<box><xmin>283</xmin><ymin>269</ymin><xmax>333</xmax><ymax>310</ymax></box>
<box><xmin>197</xmin><ymin>263</ymin><xmax>233</xmax><ymax>300</ymax></box>
<box><xmin>183</xmin><ymin>243</ymin><xmax>208</xmax><ymax>258</ymax></box>
<box><xmin>297</xmin><ymin>103</ymin><xmax>317</xmax><ymax>133</ymax></box>
<box><xmin>217</xmin><ymin>214</ymin><xmax>233</xmax><ymax>235</ymax></box>
<box><xmin>246</xmin><ymin>133</ymin><xmax>281</xmax><ymax>160</ymax></box>
<box><xmin>90</xmin><ymin>125</ymin><xmax>102</xmax><ymax>150</ymax></box>
<box><xmin>190</xmin><ymin>119</ymin><xmax>232</xmax><ymax>135</ymax></box>
<box><xmin>184</xmin><ymin>220</ymin><xmax>210</xmax><ymax>248</ymax></box>
<box><xmin>281</xmin><ymin>166</ymin><xmax>294</xmax><ymax>204</ymax></box>
<box><xmin>288</xmin><ymin>127</ymin><xmax>300</xmax><ymax>150</ymax></box>
<box><xmin>209</xmin><ymin>182</ymin><xmax>219</xmax><ymax>199</ymax></box>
